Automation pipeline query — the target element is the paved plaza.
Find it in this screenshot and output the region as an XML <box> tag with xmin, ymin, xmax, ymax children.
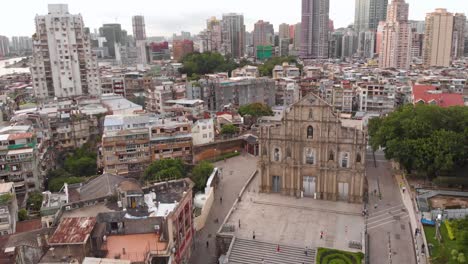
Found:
<box><xmin>223</xmin><ymin>174</ymin><xmax>365</xmax><ymax>252</ymax></box>
<box><xmin>190</xmin><ymin>154</ymin><xmax>259</xmax><ymax>264</ymax></box>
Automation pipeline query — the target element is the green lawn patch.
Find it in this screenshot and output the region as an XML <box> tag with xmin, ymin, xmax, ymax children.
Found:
<box><xmin>424</xmin><ymin>223</ymin><xmax>460</xmax><ymax>264</ymax></box>
<box><xmin>316</xmin><ymin>248</ymin><xmax>364</xmax><ymax>264</ymax></box>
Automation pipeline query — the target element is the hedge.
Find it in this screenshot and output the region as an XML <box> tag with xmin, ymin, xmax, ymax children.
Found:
<box><xmin>445</xmin><ymin>220</ymin><xmax>456</xmax><ymax>240</ymax></box>
<box><xmin>316</xmin><ymin>248</ymin><xmax>364</xmax><ymax>264</ymax></box>
<box><xmin>210</xmin><ymin>151</ymin><xmax>240</xmax><ymax>162</ymax></box>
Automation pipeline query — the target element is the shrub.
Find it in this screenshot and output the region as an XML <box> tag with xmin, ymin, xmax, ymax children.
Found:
<box><xmin>18</xmin><ymin>209</ymin><xmax>28</xmax><ymax>221</ymax></box>
<box><xmin>27</xmin><ymin>191</ymin><xmax>44</xmax><ymax>211</ymax></box>
<box><xmin>316</xmin><ymin>248</ymin><xmax>364</xmax><ymax>264</ymax></box>
<box><xmin>191</xmin><ymin>161</ymin><xmax>214</xmax><ymax>191</ymax></box>
<box><xmin>445</xmin><ymin>220</ymin><xmax>456</xmax><ymax>240</ymax></box>
<box><xmin>48</xmin><ymin>176</ymin><xmax>86</xmax><ymax>192</ymax></box>
<box><xmin>210</xmin><ymin>151</ymin><xmax>240</xmax><ymax>162</ymax></box>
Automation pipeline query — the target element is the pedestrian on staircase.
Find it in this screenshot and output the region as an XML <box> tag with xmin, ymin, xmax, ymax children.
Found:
<box><xmin>253</xmin><ymin>231</ymin><xmax>256</xmax><ymax>240</ymax></box>
<box><xmin>304</xmin><ymin>246</ymin><xmax>308</xmax><ymax>256</ymax></box>
<box><xmin>276</xmin><ymin>244</ymin><xmax>280</xmax><ymax>252</ymax></box>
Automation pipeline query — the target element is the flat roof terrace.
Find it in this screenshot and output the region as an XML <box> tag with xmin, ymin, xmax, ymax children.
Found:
<box><xmin>103</xmin><ymin>233</ymin><xmax>168</xmax><ymax>262</ymax></box>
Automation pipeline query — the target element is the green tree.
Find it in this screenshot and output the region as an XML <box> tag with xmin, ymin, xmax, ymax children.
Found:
<box><xmin>368</xmin><ymin>104</ymin><xmax>468</xmax><ymax>178</ymax></box>
<box><xmin>238</xmin><ymin>103</ymin><xmax>273</xmax><ymax>117</ymax></box>
<box><xmin>143</xmin><ymin>159</ymin><xmax>186</xmax><ymax>182</ymax></box>
<box><xmin>63</xmin><ymin>146</ymin><xmax>97</xmax><ymax>177</ymax></box>
<box><xmin>27</xmin><ymin>191</ymin><xmax>43</xmax><ymax>211</ymax></box>
<box><xmin>221</xmin><ymin>124</ymin><xmax>239</xmax><ymax>135</ymax></box>
<box><xmin>0</xmin><ymin>193</ymin><xmax>12</xmax><ymax>205</ymax></box>
<box><xmin>191</xmin><ymin>161</ymin><xmax>214</xmax><ymax>191</ymax></box>
<box><xmin>48</xmin><ymin>177</ymin><xmax>86</xmax><ymax>192</ymax></box>
<box><xmin>18</xmin><ymin>209</ymin><xmax>28</xmax><ymax>221</ymax></box>
<box><xmin>179</xmin><ymin>52</ymin><xmax>239</xmax><ymax>79</ymax></box>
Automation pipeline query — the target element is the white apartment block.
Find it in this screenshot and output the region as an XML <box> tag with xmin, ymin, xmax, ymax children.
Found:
<box><xmin>31</xmin><ymin>4</ymin><xmax>101</xmax><ymax>100</ymax></box>
<box><xmin>192</xmin><ymin>119</ymin><xmax>215</xmax><ymax>146</ymax></box>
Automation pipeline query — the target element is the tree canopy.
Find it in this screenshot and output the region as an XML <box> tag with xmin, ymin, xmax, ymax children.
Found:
<box><xmin>221</xmin><ymin>124</ymin><xmax>239</xmax><ymax>135</ymax></box>
<box><xmin>191</xmin><ymin>161</ymin><xmax>214</xmax><ymax>191</ymax></box>
<box><xmin>368</xmin><ymin>104</ymin><xmax>468</xmax><ymax>178</ymax></box>
<box><xmin>258</xmin><ymin>56</ymin><xmax>301</xmax><ymax>77</ymax></box>
<box><xmin>27</xmin><ymin>191</ymin><xmax>43</xmax><ymax>211</ymax></box>
<box><xmin>48</xmin><ymin>176</ymin><xmax>86</xmax><ymax>192</ymax></box>
<box><xmin>238</xmin><ymin>103</ymin><xmax>273</xmax><ymax>117</ymax></box>
<box><xmin>142</xmin><ymin>159</ymin><xmax>186</xmax><ymax>182</ymax></box>
<box><xmin>179</xmin><ymin>52</ymin><xmax>238</xmax><ymax>79</ymax></box>
<box><xmin>64</xmin><ymin>147</ymin><xmax>97</xmax><ymax>177</ymax></box>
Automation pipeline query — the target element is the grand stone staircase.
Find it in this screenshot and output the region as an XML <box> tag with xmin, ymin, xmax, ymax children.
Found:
<box><xmin>228</xmin><ymin>238</ymin><xmax>316</xmax><ymax>264</ymax></box>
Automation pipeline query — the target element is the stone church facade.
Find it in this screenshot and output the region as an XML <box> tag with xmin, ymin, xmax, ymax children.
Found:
<box><xmin>258</xmin><ymin>94</ymin><xmax>367</xmax><ymax>203</ymax></box>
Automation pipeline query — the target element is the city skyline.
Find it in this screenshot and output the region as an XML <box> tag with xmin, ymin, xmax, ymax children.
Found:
<box><xmin>0</xmin><ymin>0</ymin><xmax>467</xmax><ymax>38</ymax></box>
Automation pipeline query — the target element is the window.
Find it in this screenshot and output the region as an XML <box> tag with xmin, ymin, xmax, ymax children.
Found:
<box><xmin>305</xmin><ymin>148</ymin><xmax>315</xmax><ymax>165</ymax></box>
<box><xmin>341</xmin><ymin>153</ymin><xmax>349</xmax><ymax>168</ymax></box>
<box><xmin>307</xmin><ymin>126</ymin><xmax>314</xmax><ymax>139</ymax></box>
<box><xmin>356</xmin><ymin>153</ymin><xmax>362</xmax><ymax>163</ymax></box>
<box><xmin>329</xmin><ymin>151</ymin><xmax>334</xmax><ymax>161</ymax></box>
<box><xmin>203</xmin><ymin>134</ymin><xmax>207</xmax><ymax>139</ymax></box>
<box><xmin>309</xmin><ymin>109</ymin><xmax>313</xmax><ymax>119</ymax></box>
<box><xmin>273</xmin><ymin>148</ymin><xmax>280</xmax><ymax>162</ymax></box>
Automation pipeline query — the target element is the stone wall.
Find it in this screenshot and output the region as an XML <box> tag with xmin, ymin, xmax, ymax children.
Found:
<box><xmin>193</xmin><ymin>138</ymin><xmax>244</xmax><ymax>162</ymax></box>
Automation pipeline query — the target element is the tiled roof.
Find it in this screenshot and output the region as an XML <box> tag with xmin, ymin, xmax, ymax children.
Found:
<box><xmin>412</xmin><ymin>85</ymin><xmax>464</xmax><ymax>108</ymax></box>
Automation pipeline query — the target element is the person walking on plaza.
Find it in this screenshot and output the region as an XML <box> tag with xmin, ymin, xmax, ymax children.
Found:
<box><xmin>320</xmin><ymin>231</ymin><xmax>324</xmax><ymax>239</ymax></box>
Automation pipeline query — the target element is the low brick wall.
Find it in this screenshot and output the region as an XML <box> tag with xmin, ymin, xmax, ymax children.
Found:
<box><xmin>193</xmin><ymin>138</ymin><xmax>244</xmax><ymax>162</ymax></box>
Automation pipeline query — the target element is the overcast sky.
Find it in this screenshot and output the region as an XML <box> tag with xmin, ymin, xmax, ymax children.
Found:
<box><xmin>1</xmin><ymin>0</ymin><xmax>467</xmax><ymax>38</ymax></box>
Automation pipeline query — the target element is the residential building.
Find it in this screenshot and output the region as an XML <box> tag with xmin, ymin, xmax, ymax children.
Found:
<box><xmin>39</xmin><ymin>217</ymin><xmax>96</xmax><ymax>263</ymax></box>
<box><xmin>452</xmin><ymin>13</ymin><xmax>466</xmax><ymax>60</ymax></box>
<box><xmin>146</xmin><ymin>81</ymin><xmax>176</xmax><ymax>114</ymax></box>
<box><xmin>423</xmin><ymin>9</ymin><xmax>454</xmax><ymax>68</ymax></box>
<box><xmin>149</xmin><ymin>119</ymin><xmax>193</xmax><ymax>164</ymax></box>
<box><xmin>0</xmin><ymin>182</ymin><xmax>18</xmax><ymax>235</ymax></box>
<box><xmin>31</xmin><ymin>4</ymin><xmax>101</xmax><ymax>100</ymax></box>
<box><xmin>300</xmin><ymin>0</ymin><xmax>330</xmax><ymax>59</ymax></box>
<box><xmin>10</xmin><ymin>36</ymin><xmax>32</xmax><ymax>55</ymax></box>
<box><xmin>409</xmin><ymin>20</ymin><xmax>425</xmax><ymax>34</ymax></box>
<box><xmin>232</xmin><ymin>65</ymin><xmax>259</xmax><ymax>78</ymax></box>
<box><xmin>163</xmin><ymin>99</ymin><xmax>205</xmax><ymax>118</ymax></box>
<box><xmin>205</xmin><ymin>76</ymin><xmax>275</xmax><ymax>111</ymax></box>
<box><xmin>272</xmin><ymin>63</ymin><xmax>301</xmax><ymax>79</ymax></box>
<box><xmin>411</xmin><ymin>29</ymin><xmax>424</xmax><ymax>58</ymax></box>
<box><xmin>357</xmin><ymin>84</ymin><xmax>397</xmax><ymax>113</ymax></box>
<box><xmin>253</xmin><ymin>20</ymin><xmax>274</xmax><ymax>58</ymax></box>
<box><xmin>293</xmin><ymin>23</ymin><xmax>302</xmax><ymax>51</ymax></box>
<box><xmin>192</xmin><ymin>119</ymin><xmax>215</xmax><ymax>146</ymax></box>
<box><xmin>258</xmin><ymin>93</ymin><xmax>366</xmax><ymax>203</ymax></box>
<box><xmin>0</xmin><ymin>129</ymin><xmax>41</xmax><ymax>194</ymax></box>
<box><xmin>204</xmin><ymin>17</ymin><xmax>223</xmax><ymax>53</ymax></box>
<box><xmin>173</xmin><ymin>39</ymin><xmax>194</xmax><ymax>61</ymax></box>
<box><xmin>279</xmin><ymin>38</ymin><xmax>290</xmax><ymax>57</ymax></box>
<box><xmin>379</xmin><ymin>0</ymin><xmax>412</xmax><ymax>69</ymax></box>
<box><xmin>101</xmin><ymin>115</ymin><xmax>151</xmax><ymax>177</ymax></box>
<box><xmin>132</xmin><ymin>15</ymin><xmax>148</xmax><ymax>65</ymax></box>
<box><xmin>0</xmin><ymin>36</ymin><xmax>9</xmax><ymax>57</ymax></box>
<box><xmin>275</xmin><ymin>78</ymin><xmax>301</xmax><ymax>106</ymax></box>
<box><xmin>342</xmin><ymin>28</ymin><xmax>358</xmax><ymax>58</ymax></box>
<box><xmin>357</xmin><ymin>30</ymin><xmax>375</xmax><ymax>58</ymax></box>
<box><xmin>222</xmin><ymin>13</ymin><xmax>245</xmax><ymax>58</ymax></box>
<box><xmin>354</xmin><ymin>0</ymin><xmax>388</xmax><ymax>33</ymax></box>
<box><xmin>328</xmin><ymin>30</ymin><xmax>344</xmax><ymax>58</ymax></box>
<box><xmin>279</xmin><ymin>23</ymin><xmax>290</xmax><ymax>39</ymax></box>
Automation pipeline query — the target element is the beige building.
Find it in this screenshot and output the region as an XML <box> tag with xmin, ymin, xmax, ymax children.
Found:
<box><xmin>379</xmin><ymin>0</ymin><xmax>412</xmax><ymax>70</ymax></box>
<box><xmin>423</xmin><ymin>9</ymin><xmax>454</xmax><ymax>67</ymax></box>
<box><xmin>258</xmin><ymin>94</ymin><xmax>367</xmax><ymax>203</ymax></box>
